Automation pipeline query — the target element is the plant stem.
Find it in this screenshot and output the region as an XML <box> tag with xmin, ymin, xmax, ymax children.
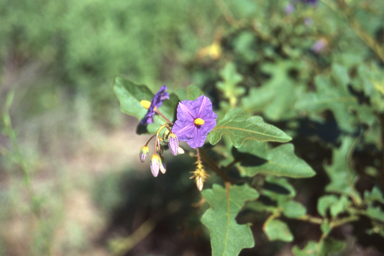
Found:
<box><xmin>154</xmin><ymin>109</ymin><xmax>173</xmax><ymax>125</ymax></box>
<box><xmin>199</xmin><ymin>148</ymin><xmax>230</xmax><ymax>182</ymax></box>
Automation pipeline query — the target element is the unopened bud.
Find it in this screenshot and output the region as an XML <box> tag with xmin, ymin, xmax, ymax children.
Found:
<box><xmin>150</xmin><ymin>154</ymin><xmax>161</xmax><ymax>177</ymax></box>
<box><xmin>177</xmin><ymin>147</ymin><xmax>185</xmax><ymax>155</ymax></box>
<box><xmin>140</xmin><ymin>100</ymin><xmax>151</xmax><ymax>109</ymax></box>
<box><xmin>139</xmin><ymin>146</ymin><xmax>149</xmax><ymax>162</ymax></box>
<box><xmin>196</xmin><ymin>177</ymin><xmax>204</xmax><ymax>191</ymax></box>
<box><xmin>160</xmin><ymin>156</ymin><xmax>166</xmax><ymax>174</ymax></box>
<box><xmin>168</xmin><ymin>133</ymin><xmax>179</xmax><ymax>156</ymax></box>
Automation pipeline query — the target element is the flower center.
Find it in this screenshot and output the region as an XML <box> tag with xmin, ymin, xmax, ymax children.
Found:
<box><xmin>194</xmin><ymin>118</ymin><xmax>205</xmax><ymax>126</ymax></box>
<box><xmin>140</xmin><ymin>100</ymin><xmax>151</xmax><ymax>109</ymax></box>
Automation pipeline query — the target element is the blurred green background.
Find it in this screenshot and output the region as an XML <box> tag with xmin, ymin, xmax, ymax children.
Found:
<box><xmin>1</xmin><ymin>0</ymin><xmax>384</xmax><ymax>255</ymax></box>
<box><xmin>0</xmin><ymin>0</ymin><xmax>221</xmax><ymax>255</ymax></box>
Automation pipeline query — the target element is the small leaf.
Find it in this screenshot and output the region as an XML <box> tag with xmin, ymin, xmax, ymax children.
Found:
<box><xmin>292</xmin><ymin>241</ymin><xmax>318</xmax><ymax>256</ymax></box>
<box><xmin>187</xmin><ymin>85</ymin><xmax>204</xmax><ymax>100</ymax></box>
<box><xmin>208</xmin><ymin>108</ymin><xmax>292</xmax><ymax>148</ymax></box>
<box><xmin>282</xmin><ymin>200</ymin><xmax>307</xmax><ymax>218</ymax></box>
<box><xmin>365</xmin><ymin>206</ymin><xmax>384</xmax><ymax>222</ymax></box>
<box><xmin>292</xmin><ymin>238</ymin><xmax>345</xmax><ymax>256</ymax></box>
<box><xmin>201</xmin><ymin>184</ymin><xmax>259</xmax><ymax>256</ymax></box>
<box><xmin>364</xmin><ymin>186</ymin><xmax>384</xmax><ymax>204</ymax></box>
<box><xmin>235</xmin><ymin>141</ymin><xmax>315</xmax><ymax>178</ymax></box>
<box><xmin>216</xmin><ymin>62</ymin><xmax>244</xmax><ymax>107</ymax></box>
<box><xmin>317</xmin><ymin>195</ymin><xmax>338</xmax><ymax>217</ymax></box>
<box><xmin>329</xmin><ymin>195</ymin><xmax>350</xmax><ymax>217</ymax></box>
<box><xmin>320</xmin><ymin>221</ymin><xmax>331</xmax><ymax>236</ymax></box>
<box><xmin>263</xmin><ymin>219</ymin><xmax>293</xmax><ymax>242</ymax></box>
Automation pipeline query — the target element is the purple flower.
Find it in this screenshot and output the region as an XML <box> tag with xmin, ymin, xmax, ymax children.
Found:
<box><xmin>172</xmin><ymin>95</ymin><xmax>217</xmax><ymax>149</ymax></box>
<box><xmin>141</xmin><ymin>85</ymin><xmax>169</xmax><ymax>125</ymax></box>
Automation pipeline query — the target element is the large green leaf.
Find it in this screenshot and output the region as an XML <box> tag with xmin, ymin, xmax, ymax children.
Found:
<box><xmin>113</xmin><ymin>77</ymin><xmax>179</xmax><ymax>133</ymax></box>
<box><xmin>235</xmin><ymin>141</ymin><xmax>315</xmax><ymax>178</ymax></box>
<box><xmin>295</xmin><ymin>64</ymin><xmax>375</xmax><ymax>132</ymax></box>
<box><xmin>208</xmin><ymin>108</ymin><xmax>292</xmax><ymax>148</ymax></box>
<box><xmin>201</xmin><ymin>184</ymin><xmax>259</xmax><ymax>256</ymax></box>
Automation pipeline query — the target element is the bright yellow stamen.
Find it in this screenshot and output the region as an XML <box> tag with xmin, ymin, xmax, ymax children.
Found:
<box><xmin>194</xmin><ymin>118</ymin><xmax>205</xmax><ymax>126</ymax></box>
<box><xmin>140</xmin><ymin>100</ymin><xmax>151</xmax><ymax>109</ymax></box>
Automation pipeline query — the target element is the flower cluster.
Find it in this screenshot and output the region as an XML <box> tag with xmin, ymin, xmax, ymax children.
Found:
<box><xmin>138</xmin><ymin>86</ymin><xmax>217</xmax><ymax>190</ymax></box>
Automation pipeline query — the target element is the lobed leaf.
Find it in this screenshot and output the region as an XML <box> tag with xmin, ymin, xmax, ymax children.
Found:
<box><xmin>235</xmin><ymin>141</ymin><xmax>315</xmax><ymax>178</ymax></box>
<box><xmin>295</xmin><ymin>64</ymin><xmax>375</xmax><ymax>132</ymax></box>
<box><xmin>208</xmin><ymin>108</ymin><xmax>292</xmax><ymax>148</ymax></box>
<box><xmin>216</xmin><ymin>62</ymin><xmax>245</xmax><ymax>107</ymax></box>
<box><xmin>201</xmin><ymin>183</ymin><xmax>259</xmax><ymax>256</ymax></box>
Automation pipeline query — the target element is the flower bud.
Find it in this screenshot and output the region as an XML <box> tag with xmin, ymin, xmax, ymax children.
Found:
<box><xmin>160</xmin><ymin>156</ymin><xmax>166</xmax><ymax>174</ymax></box>
<box><xmin>177</xmin><ymin>147</ymin><xmax>185</xmax><ymax>155</ymax></box>
<box><xmin>196</xmin><ymin>177</ymin><xmax>204</xmax><ymax>191</ymax></box>
<box><xmin>139</xmin><ymin>145</ymin><xmax>149</xmax><ymax>162</ymax></box>
<box><xmin>150</xmin><ymin>154</ymin><xmax>161</xmax><ymax>177</ymax></box>
<box><xmin>168</xmin><ymin>133</ymin><xmax>179</xmax><ymax>156</ymax></box>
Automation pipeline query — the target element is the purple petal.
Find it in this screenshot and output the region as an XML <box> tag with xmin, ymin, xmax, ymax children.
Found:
<box><xmin>140</xmin><ymin>85</ymin><xmax>169</xmax><ymax>125</ymax></box>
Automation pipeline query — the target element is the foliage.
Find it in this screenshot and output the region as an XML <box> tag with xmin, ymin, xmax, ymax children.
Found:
<box><xmin>114</xmin><ymin>0</ymin><xmax>384</xmax><ymax>255</ymax></box>
<box><xmin>2</xmin><ymin>0</ymin><xmax>384</xmax><ymax>255</ymax></box>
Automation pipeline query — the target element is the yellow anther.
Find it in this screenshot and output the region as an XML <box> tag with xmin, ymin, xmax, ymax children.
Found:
<box><xmin>194</xmin><ymin>118</ymin><xmax>205</xmax><ymax>126</ymax></box>
<box><xmin>140</xmin><ymin>100</ymin><xmax>151</xmax><ymax>109</ymax></box>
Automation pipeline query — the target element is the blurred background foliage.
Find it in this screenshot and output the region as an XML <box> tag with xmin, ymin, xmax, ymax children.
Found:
<box><xmin>1</xmin><ymin>0</ymin><xmax>384</xmax><ymax>255</ymax></box>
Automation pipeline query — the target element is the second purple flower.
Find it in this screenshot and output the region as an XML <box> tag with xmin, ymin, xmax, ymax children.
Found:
<box><xmin>172</xmin><ymin>95</ymin><xmax>217</xmax><ymax>149</ymax></box>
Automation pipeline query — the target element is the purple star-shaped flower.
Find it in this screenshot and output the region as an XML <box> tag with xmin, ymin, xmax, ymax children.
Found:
<box><xmin>141</xmin><ymin>85</ymin><xmax>169</xmax><ymax>125</ymax></box>
<box><xmin>172</xmin><ymin>95</ymin><xmax>217</xmax><ymax>149</ymax></box>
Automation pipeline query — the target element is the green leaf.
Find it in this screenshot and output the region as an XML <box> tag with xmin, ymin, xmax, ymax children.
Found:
<box><xmin>329</xmin><ymin>195</ymin><xmax>350</xmax><ymax>217</ymax></box>
<box><xmin>236</xmin><ymin>141</ymin><xmax>315</xmax><ymax>178</ymax></box>
<box><xmin>201</xmin><ymin>184</ymin><xmax>259</xmax><ymax>256</ymax></box>
<box><xmin>282</xmin><ymin>200</ymin><xmax>307</xmax><ymax>218</ymax></box>
<box><xmin>263</xmin><ymin>219</ymin><xmax>293</xmax><ymax>242</ymax></box>
<box><xmin>292</xmin><ymin>238</ymin><xmax>345</xmax><ymax>256</ymax></box>
<box><xmin>261</xmin><ymin>176</ymin><xmax>296</xmax><ymax>204</ymax></box>
<box><xmin>295</xmin><ymin>64</ymin><xmax>375</xmax><ymax>132</ymax></box>
<box><xmin>364</xmin><ymin>186</ymin><xmax>384</xmax><ymax>204</ymax></box>
<box><xmin>187</xmin><ymin>85</ymin><xmax>204</xmax><ymax>100</ymax></box>
<box><xmin>317</xmin><ymin>195</ymin><xmax>350</xmax><ymax>218</ymax></box>
<box><xmin>216</xmin><ymin>62</ymin><xmax>245</xmax><ymax>107</ymax></box>
<box><xmin>292</xmin><ymin>241</ymin><xmax>318</xmax><ymax>256</ymax></box>
<box><xmin>208</xmin><ymin>108</ymin><xmax>292</xmax><ymax>148</ymax></box>
<box><xmin>113</xmin><ymin>77</ymin><xmax>179</xmax><ymax>133</ymax></box>
<box><xmin>241</xmin><ymin>60</ymin><xmax>305</xmax><ymax>121</ymax></box>
<box><xmin>365</xmin><ymin>206</ymin><xmax>384</xmax><ymax>222</ymax></box>
<box><xmin>324</xmin><ymin>137</ymin><xmax>358</xmax><ymax>195</ymax></box>
<box><xmin>317</xmin><ymin>195</ymin><xmax>338</xmax><ymax>217</ymax></box>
